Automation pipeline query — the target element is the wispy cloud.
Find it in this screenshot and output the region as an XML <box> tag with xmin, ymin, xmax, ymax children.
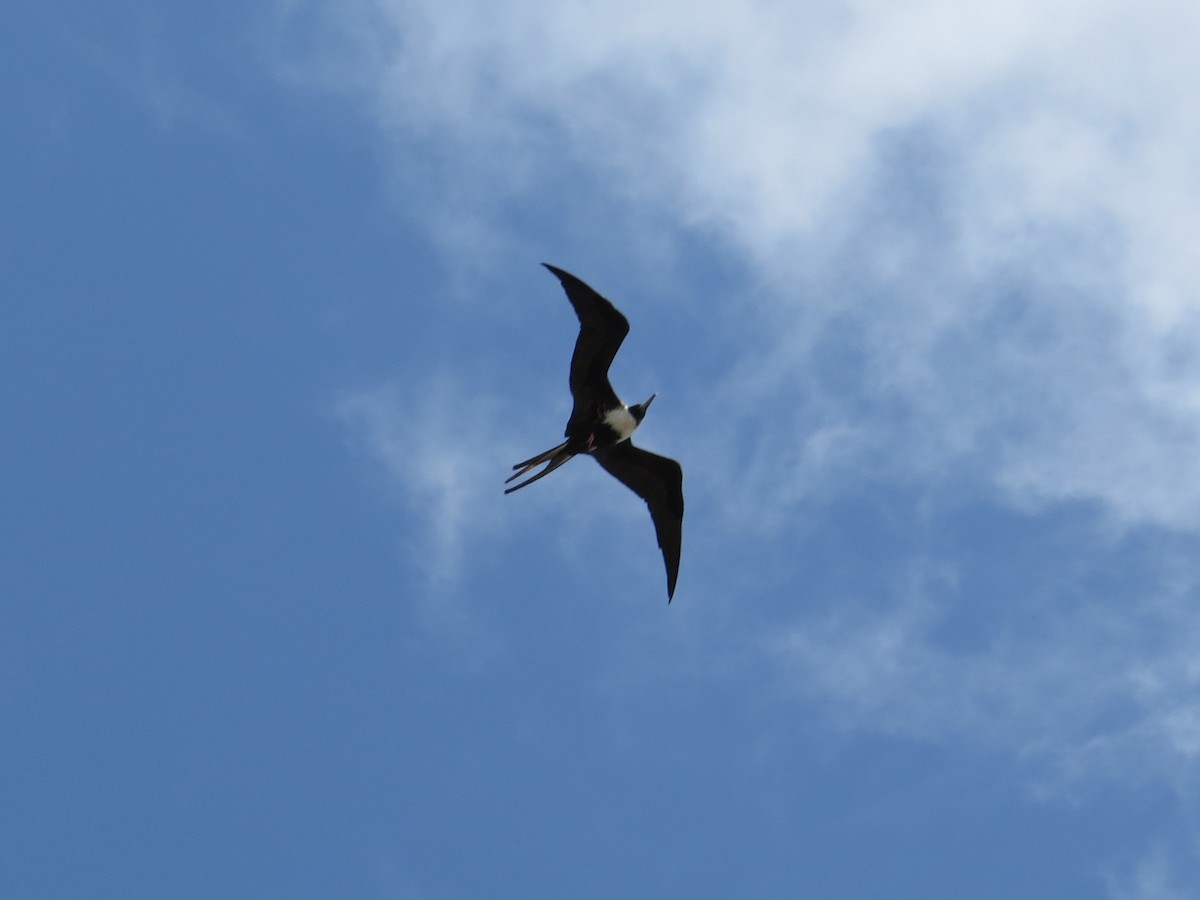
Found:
<box><xmin>282</xmin><ymin>0</ymin><xmax>1200</xmax><ymax>530</ymax></box>
<box><xmin>298</xmin><ymin>0</ymin><xmax>1200</xmax><ymax>795</ymax></box>
<box><xmin>333</xmin><ymin>378</ymin><xmax>513</xmax><ymax>652</ymax></box>
<box><xmin>767</xmin><ymin>541</ymin><xmax>1200</xmax><ymax>794</ymax></box>
<box><xmin>331</xmin><ymin>372</ymin><xmax>656</xmax><ymax>642</ymax></box>
<box><xmin>36</xmin><ymin>6</ymin><xmax>257</xmax><ymax>143</ymax></box>
<box><xmin>1105</xmin><ymin>845</ymin><xmax>1194</xmax><ymax>900</ymax></box>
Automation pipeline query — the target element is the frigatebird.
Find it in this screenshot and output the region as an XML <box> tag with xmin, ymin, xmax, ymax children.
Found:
<box><xmin>505</xmin><ymin>264</ymin><xmax>684</xmax><ymax>601</ymax></box>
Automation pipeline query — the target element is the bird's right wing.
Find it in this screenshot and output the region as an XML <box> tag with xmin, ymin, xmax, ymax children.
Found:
<box><xmin>592</xmin><ymin>441</ymin><xmax>684</xmax><ymax>601</ymax></box>
<box><xmin>542</xmin><ymin>264</ymin><xmax>630</xmax><ymax>429</ymax></box>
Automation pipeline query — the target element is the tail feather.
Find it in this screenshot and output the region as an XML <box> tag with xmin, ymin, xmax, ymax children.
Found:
<box><xmin>504</xmin><ymin>448</ymin><xmax>575</xmax><ymax>494</ymax></box>
<box><xmin>509</xmin><ymin>440</ymin><xmax>570</xmax><ymax>474</ymax></box>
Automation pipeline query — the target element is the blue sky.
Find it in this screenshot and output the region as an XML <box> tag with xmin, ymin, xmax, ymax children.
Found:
<box><xmin>7</xmin><ymin>1</ymin><xmax>1200</xmax><ymax>897</ymax></box>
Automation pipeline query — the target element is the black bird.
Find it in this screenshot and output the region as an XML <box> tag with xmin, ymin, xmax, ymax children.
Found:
<box><xmin>505</xmin><ymin>264</ymin><xmax>684</xmax><ymax>601</ymax></box>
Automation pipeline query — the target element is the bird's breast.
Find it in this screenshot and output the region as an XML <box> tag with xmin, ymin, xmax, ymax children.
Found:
<box><xmin>602</xmin><ymin>405</ymin><xmax>638</xmax><ymax>442</ymax></box>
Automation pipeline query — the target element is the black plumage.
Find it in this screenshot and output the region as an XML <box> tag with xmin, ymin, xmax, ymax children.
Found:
<box><xmin>505</xmin><ymin>264</ymin><xmax>684</xmax><ymax>601</ymax></box>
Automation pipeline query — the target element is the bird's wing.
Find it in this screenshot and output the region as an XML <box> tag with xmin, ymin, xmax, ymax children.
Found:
<box><xmin>542</xmin><ymin>264</ymin><xmax>630</xmax><ymax>430</ymax></box>
<box><xmin>592</xmin><ymin>441</ymin><xmax>684</xmax><ymax>601</ymax></box>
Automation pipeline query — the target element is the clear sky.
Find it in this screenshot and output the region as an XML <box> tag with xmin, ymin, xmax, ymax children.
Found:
<box><xmin>6</xmin><ymin>2</ymin><xmax>1200</xmax><ymax>897</ymax></box>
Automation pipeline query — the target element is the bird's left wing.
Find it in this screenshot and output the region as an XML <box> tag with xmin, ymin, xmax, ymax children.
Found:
<box><xmin>542</xmin><ymin>264</ymin><xmax>629</xmax><ymax>425</ymax></box>
<box><xmin>592</xmin><ymin>442</ymin><xmax>684</xmax><ymax>601</ymax></box>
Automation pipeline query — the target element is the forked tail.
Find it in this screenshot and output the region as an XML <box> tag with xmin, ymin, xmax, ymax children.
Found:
<box><xmin>505</xmin><ymin>440</ymin><xmax>574</xmax><ymax>494</ymax></box>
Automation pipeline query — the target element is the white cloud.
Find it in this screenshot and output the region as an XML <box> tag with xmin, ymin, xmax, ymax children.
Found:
<box><xmin>333</xmin><ymin>379</ymin><xmax>514</xmax><ymax>653</ymax></box>
<box><xmin>36</xmin><ymin>7</ymin><xmax>256</xmax><ymax>143</ymax></box>
<box><xmin>296</xmin><ymin>0</ymin><xmax>1200</xmax><ymax>787</ymax></box>
<box><xmin>280</xmin><ymin>0</ymin><xmax>1200</xmax><ymax>531</ymax></box>
<box><xmin>331</xmin><ymin>373</ymin><xmax>664</xmax><ymax>635</ymax></box>
<box><xmin>767</xmin><ymin>547</ymin><xmax>1200</xmax><ymax>792</ymax></box>
<box><xmin>1105</xmin><ymin>846</ymin><xmax>1194</xmax><ymax>900</ymax></box>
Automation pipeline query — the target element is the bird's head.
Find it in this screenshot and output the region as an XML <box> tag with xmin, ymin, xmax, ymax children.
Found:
<box><xmin>630</xmin><ymin>393</ymin><xmax>657</xmax><ymax>423</ymax></box>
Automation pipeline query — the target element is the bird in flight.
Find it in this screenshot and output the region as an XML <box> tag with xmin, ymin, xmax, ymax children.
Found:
<box><xmin>505</xmin><ymin>264</ymin><xmax>684</xmax><ymax>601</ymax></box>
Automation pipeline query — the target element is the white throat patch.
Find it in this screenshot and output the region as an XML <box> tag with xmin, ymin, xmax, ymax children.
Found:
<box><xmin>603</xmin><ymin>405</ymin><xmax>638</xmax><ymax>441</ymax></box>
